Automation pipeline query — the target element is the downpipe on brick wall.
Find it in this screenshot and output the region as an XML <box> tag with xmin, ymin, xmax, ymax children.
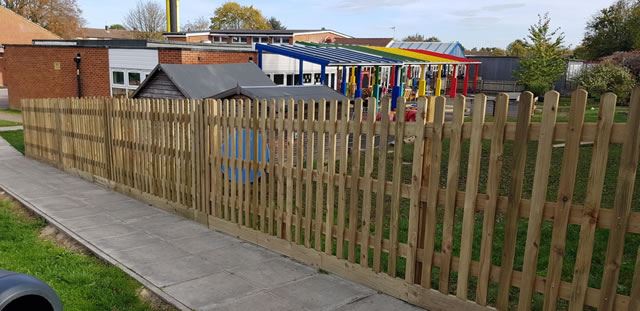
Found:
<box><xmin>74</xmin><ymin>53</ymin><xmax>82</xmax><ymax>97</ymax></box>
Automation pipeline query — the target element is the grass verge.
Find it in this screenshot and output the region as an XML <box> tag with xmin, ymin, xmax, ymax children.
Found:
<box><xmin>0</xmin><ymin>130</ymin><xmax>24</xmax><ymax>154</ymax></box>
<box><xmin>0</xmin><ymin>193</ymin><xmax>168</xmax><ymax>311</ymax></box>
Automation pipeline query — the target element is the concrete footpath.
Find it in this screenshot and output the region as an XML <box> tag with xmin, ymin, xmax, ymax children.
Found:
<box><xmin>0</xmin><ymin>137</ymin><xmax>422</xmax><ymax>311</ymax></box>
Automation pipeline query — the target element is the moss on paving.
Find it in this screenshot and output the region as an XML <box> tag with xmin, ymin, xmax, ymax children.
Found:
<box><xmin>0</xmin><ymin>196</ymin><xmax>157</xmax><ymax>311</ymax></box>
<box><xmin>0</xmin><ymin>120</ymin><xmax>20</xmax><ymax>127</ymax></box>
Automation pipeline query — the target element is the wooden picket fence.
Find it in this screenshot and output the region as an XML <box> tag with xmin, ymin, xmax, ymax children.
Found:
<box><xmin>20</xmin><ymin>88</ymin><xmax>640</xmax><ymax>310</ymax></box>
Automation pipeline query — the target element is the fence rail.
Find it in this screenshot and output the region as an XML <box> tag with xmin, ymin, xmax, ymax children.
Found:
<box><xmin>21</xmin><ymin>88</ymin><xmax>640</xmax><ymax>310</ymax></box>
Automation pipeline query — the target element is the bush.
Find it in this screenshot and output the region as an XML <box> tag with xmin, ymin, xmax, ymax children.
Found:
<box><xmin>574</xmin><ymin>62</ymin><xmax>637</xmax><ymax>103</ymax></box>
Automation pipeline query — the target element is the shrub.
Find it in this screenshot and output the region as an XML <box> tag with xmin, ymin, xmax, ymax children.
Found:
<box><xmin>573</xmin><ymin>62</ymin><xmax>636</xmax><ymax>103</ymax></box>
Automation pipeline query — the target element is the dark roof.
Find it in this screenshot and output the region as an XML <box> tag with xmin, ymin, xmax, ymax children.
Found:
<box><xmin>333</xmin><ymin>38</ymin><xmax>393</xmax><ymax>47</ymax></box>
<box><xmin>133</xmin><ymin>63</ymin><xmax>275</xmax><ymax>99</ymax></box>
<box><xmin>213</xmin><ymin>85</ymin><xmax>349</xmax><ymax>101</ymax></box>
<box><xmin>79</xmin><ymin>28</ymin><xmax>138</xmax><ymax>39</ymax></box>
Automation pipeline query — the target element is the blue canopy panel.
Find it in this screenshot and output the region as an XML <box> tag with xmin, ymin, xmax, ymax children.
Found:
<box><xmin>255</xmin><ymin>43</ymin><xmax>402</xmax><ymax>67</ymax></box>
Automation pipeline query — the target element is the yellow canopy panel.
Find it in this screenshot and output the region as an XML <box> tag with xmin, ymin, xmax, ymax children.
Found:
<box><xmin>367</xmin><ymin>46</ymin><xmax>464</xmax><ymax>64</ymax></box>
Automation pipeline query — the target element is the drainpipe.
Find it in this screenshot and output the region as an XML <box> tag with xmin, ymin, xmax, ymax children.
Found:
<box><xmin>74</xmin><ymin>53</ymin><xmax>82</xmax><ymax>97</ymax></box>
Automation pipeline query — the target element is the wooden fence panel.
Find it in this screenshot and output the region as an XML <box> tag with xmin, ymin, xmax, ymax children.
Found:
<box><xmin>20</xmin><ymin>88</ymin><xmax>640</xmax><ymax>311</ymax></box>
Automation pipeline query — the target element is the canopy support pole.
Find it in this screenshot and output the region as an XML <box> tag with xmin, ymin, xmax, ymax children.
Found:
<box><xmin>341</xmin><ymin>66</ymin><xmax>347</xmax><ymax>95</ymax></box>
<box><xmin>257</xmin><ymin>49</ymin><xmax>263</xmax><ymax>69</ymax></box>
<box><xmin>298</xmin><ymin>59</ymin><xmax>304</xmax><ymax>85</ymax></box>
<box><xmin>373</xmin><ymin>66</ymin><xmax>381</xmax><ymax>100</ymax></box>
<box><xmin>320</xmin><ymin>65</ymin><xmax>326</xmax><ymax>85</ymax></box>
<box><xmin>435</xmin><ymin>65</ymin><xmax>443</xmax><ymax>96</ymax></box>
<box><xmin>473</xmin><ymin>64</ymin><xmax>479</xmax><ymax>93</ymax></box>
<box><xmin>391</xmin><ymin>65</ymin><xmax>401</xmax><ymax>110</ymax></box>
<box><xmin>462</xmin><ymin>64</ymin><xmax>470</xmax><ymax>96</ymax></box>
<box><xmin>418</xmin><ymin>64</ymin><xmax>426</xmax><ymax>97</ymax></box>
<box><xmin>355</xmin><ymin>66</ymin><xmax>363</xmax><ymax>98</ymax></box>
<box><xmin>449</xmin><ymin>64</ymin><xmax>458</xmax><ymax>98</ymax></box>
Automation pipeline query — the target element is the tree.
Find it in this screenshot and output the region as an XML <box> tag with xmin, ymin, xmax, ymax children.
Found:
<box><xmin>515</xmin><ymin>13</ymin><xmax>567</xmax><ymax>96</ymax></box>
<box><xmin>1</xmin><ymin>0</ymin><xmax>85</xmax><ymax>38</ymax></box>
<box><xmin>579</xmin><ymin>0</ymin><xmax>640</xmax><ymax>59</ymax></box>
<box><xmin>574</xmin><ymin>62</ymin><xmax>636</xmax><ymax>103</ymax></box>
<box><xmin>210</xmin><ymin>2</ymin><xmax>270</xmax><ymax>30</ymax></box>
<box><xmin>268</xmin><ymin>16</ymin><xmax>286</xmax><ymax>30</ymax></box>
<box><xmin>402</xmin><ymin>33</ymin><xmax>440</xmax><ymax>42</ymax></box>
<box><xmin>124</xmin><ymin>0</ymin><xmax>165</xmax><ymax>40</ymax></box>
<box><xmin>109</xmin><ymin>24</ymin><xmax>126</xmax><ymax>30</ymax></box>
<box><xmin>506</xmin><ymin>39</ymin><xmax>527</xmax><ymax>57</ymax></box>
<box><xmin>182</xmin><ymin>16</ymin><xmax>210</xmax><ymax>31</ymax></box>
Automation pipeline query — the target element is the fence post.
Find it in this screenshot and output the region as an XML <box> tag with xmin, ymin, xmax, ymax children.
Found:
<box><xmin>190</xmin><ymin>99</ymin><xmax>208</xmax><ymax>225</ymax></box>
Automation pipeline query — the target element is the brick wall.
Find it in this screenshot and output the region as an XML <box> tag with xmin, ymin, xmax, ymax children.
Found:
<box><xmin>158</xmin><ymin>49</ymin><xmax>257</xmax><ymax>65</ymax></box>
<box><xmin>4</xmin><ymin>46</ymin><xmax>110</xmax><ymax>109</ymax></box>
<box><xmin>0</xmin><ymin>54</ymin><xmax>5</xmax><ymax>86</ymax></box>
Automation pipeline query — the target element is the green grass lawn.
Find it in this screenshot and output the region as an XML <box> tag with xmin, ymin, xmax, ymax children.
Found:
<box><xmin>0</xmin><ymin>195</ymin><xmax>160</xmax><ymax>311</ymax></box>
<box><xmin>0</xmin><ymin>130</ymin><xmax>24</xmax><ymax>154</ymax></box>
<box><xmin>0</xmin><ymin>119</ymin><xmax>21</xmax><ymax>127</ymax></box>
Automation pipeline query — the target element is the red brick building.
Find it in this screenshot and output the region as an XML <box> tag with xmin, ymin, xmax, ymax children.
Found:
<box><xmin>3</xmin><ymin>40</ymin><xmax>256</xmax><ymax>109</ymax></box>
<box><xmin>0</xmin><ymin>6</ymin><xmax>61</xmax><ymax>86</ymax></box>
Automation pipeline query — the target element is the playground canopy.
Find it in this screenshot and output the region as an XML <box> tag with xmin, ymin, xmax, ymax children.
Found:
<box><xmin>255</xmin><ymin>43</ymin><xmax>481</xmax><ymax>108</ymax></box>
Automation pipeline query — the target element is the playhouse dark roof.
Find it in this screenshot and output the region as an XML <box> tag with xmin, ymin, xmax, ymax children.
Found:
<box><xmin>132</xmin><ymin>63</ymin><xmax>275</xmax><ymax>99</ymax></box>
<box><xmin>212</xmin><ymin>85</ymin><xmax>349</xmax><ymax>101</ymax></box>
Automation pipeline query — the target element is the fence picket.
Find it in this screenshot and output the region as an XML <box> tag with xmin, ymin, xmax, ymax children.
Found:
<box><xmin>497</xmin><ymin>92</ymin><xmax>534</xmax><ymax>310</ymax></box>
<box><xmin>304</xmin><ymin>100</ymin><xmax>316</xmax><ymax>247</ymax></box>
<box><xmin>373</xmin><ymin>97</ymin><xmax>391</xmax><ymax>273</ymax></box>
<box><xmin>439</xmin><ymin>95</ymin><xmax>466</xmax><ymax>293</ymax></box>
<box><xmin>388</xmin><ymin>98</ymin><xmax>407</xmax><ymax>277</ymax></box>
<box><xmin>457</xmin><ymin>94</ymin><xmax>487</xmax><ymax>299</ymax></box>
<box><xmin>599</xmin><ymin>88</ymin><xmax>640</xmax><ymax>311</ymax></box>
<box><xmin>315</xmin><ymin>99</ymin><xmax>327</xmax><ymax>250</ymax></box>
<box><xmin>337</xmin><ymin>99</ymin><xmax>351</xmax><ymax>259</ymax></box>
<box><xmin>325</xmin><ymin>100</ymin><xmax>339</xmax><ymax>255</ymax></box>
<box><xmin>404</xmin><ymin>97</ymin><xmax>427</xmax><ymax>283</ymax></box>
<box><xmin>285</xmin><ymin>99</ymin><xmax>295</xmax><ymax>241</ymax></box>
<box><xmin>347</xmin><ymin>98</ymin><xmax>364</xmax><ymax>263</ymax></box>
<box><xmin>295</xmin><ymin>99</ymin><xmax>305</xmax><ymax>244</ymax></box>
<box><xmin>360</xmin><ymin>97</ymin><xmax>378</xmax><ymax>268</ymax></box>
<box><xmin>543</xmin><ymin>90</ymin><xmax>587</xmax><ymax>311</ymax></box>
<box><xmin>476</xmin><ymin>93</ymin><xmax>509</xmax><ymax>304</ymax></box>
<box><xmin>420</xmin><ymin>96</ymin><xmax>446</xmax><ymax>288</ymax></box>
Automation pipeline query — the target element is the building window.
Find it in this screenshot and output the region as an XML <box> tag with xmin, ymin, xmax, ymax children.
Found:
<box><xmin>286</xmin><ymin>74</ymin><xmax>294</xmax><ymax>86</ymax></box>
<box><xmin>303</xmin><ymin>74</ymin><xmax>312</xmax><ymax>84</ymax></box>
<box><xmin>213</xmin><ymin>36</ymin><xmax>226</xmax><ymax>43</ymax></box>
<box><xmin>128</xmin><ymin>72</ymin><xmax>141</xmax><ymax>86</ymax></box>
<box><xmin>232</xmin><ymin>36</ymin><xmax>248</xmax><ymax>43</ymax></box>
<box><xmin>112</xmin><ymin>71</ymin><xmax>125</xmax><ymax>85</ymax></box>
<box><xmin>273</xmin><ymin>74</ymin><xmax>284</xmax><ymax>85</ymax></box>
<box><xmin>272</xmin><ymin>37</ymin><xmax>289</xmax><ymax>44</ymax></box>
<box><xmin>255</xmin><ymin>36</ymin><xmax>269</xmax><ymax>43</ymax></box>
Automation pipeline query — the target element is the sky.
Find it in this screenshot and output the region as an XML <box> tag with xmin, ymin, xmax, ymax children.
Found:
<box><xmin>78</xmin><ymin>0</ymin><xmax>617</xmax><ymax>49</ymax></box>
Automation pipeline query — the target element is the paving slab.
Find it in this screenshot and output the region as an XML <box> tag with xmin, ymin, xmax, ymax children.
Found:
<box><xmin>269</xmin><ymin>274</ymin><xmax>375</xmax><ymax>311</ymax></box>
<box><xmin>164</xmin><ymin>272</ymin><xmax>259</xmax><ymax>309</ymax></box>
<box><xmin>0</xmin><ymin>136</ymin><xmax>425</xmax><ymax>310</ymax></box>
